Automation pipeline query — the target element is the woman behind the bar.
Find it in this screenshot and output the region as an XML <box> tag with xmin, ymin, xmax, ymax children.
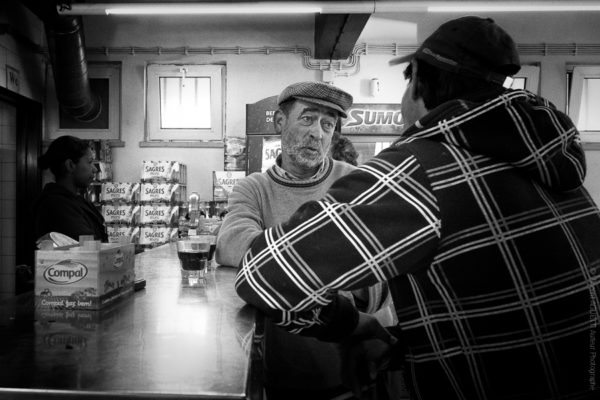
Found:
<box><xmin>33</xmin><ymin>135</ymin><xmax>108</xmax><ymax>242</ymax></box>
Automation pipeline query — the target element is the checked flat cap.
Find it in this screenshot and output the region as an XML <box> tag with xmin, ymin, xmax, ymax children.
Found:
<box><xmin>277</xmin><ymin>81</ymin><xmax>353</xmax><ymax>118</ymax></box>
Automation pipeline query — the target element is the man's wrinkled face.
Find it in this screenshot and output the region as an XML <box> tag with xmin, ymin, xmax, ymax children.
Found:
<box><xmin>277</xmin><ymin>100</ymin><xmax>338</xmax><ymax>173</ymax></box>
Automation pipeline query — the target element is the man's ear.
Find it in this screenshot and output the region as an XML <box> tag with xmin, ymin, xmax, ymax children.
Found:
<box><xmin>64</xmin><ymin>159</ymin><xmax>76</xmax><ymax>173</ymax></box>
<box><xmin>274</xmin><ymin>109</ymin><xmax>286</xmax><ymax>134</ymax></box>
<box><xmin>410</xmin><ymin>61</ymin><xmax>421</xmax><ymax>101</ymax></box>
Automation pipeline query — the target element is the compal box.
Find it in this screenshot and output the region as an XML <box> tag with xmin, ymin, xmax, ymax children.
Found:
<box><xmin>35</xmin><ymin>243</ymin><xmax>135</xmax><ymax>310</ymax></box>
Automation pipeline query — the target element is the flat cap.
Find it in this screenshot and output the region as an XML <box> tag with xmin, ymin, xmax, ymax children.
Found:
<box><xmin>277</xmin><ymin>81</ymin><xmax>353</xmax><ymax>118</ymax></box>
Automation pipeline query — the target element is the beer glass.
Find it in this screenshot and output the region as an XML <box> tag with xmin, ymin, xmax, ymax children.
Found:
<box><xmin>176</xmin><ymin>240</ymin><xmax>209</xmax><ymax>287</ymax></box>
<box><xmin>190</xmin><ymin>235</ymin><xmax>217</xmax><ymax>270</ymax></box>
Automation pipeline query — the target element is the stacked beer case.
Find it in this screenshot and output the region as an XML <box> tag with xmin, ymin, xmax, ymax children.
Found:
<box><xmin>84</xmin><ymin>140</ymin><xmax>141</xmax><ymax>247</ymax></box>
<box><xmin>101</xmin><ymin>181</ymin><xmax>141</xmax><ymax>247</ymax></box>
<box><xmin>99</xmin><ymin>160</ymin><xmax>186</xmax><ymax>250</ymax></box>
<box><xmin>137</xmin><ymin>161</ymin><xmax>187</xmax><ymax>248</ymax></box>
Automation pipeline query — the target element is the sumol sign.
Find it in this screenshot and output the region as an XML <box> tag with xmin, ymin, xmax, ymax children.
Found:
<box><xmin>43</xmin><ymin>260</ymin><xmax>88</xmax><ymax>285</ymax></box>
<box><xmin>342</xmin><ymin>104</ymin><xmax>403</xmax><ymax>135</ymax></box>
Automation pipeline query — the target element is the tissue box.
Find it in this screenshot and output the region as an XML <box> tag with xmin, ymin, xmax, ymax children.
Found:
<box><xmin>35</xmin><ymin>243</ymin><xmax>135</xmax><ymax>310</ymax></box>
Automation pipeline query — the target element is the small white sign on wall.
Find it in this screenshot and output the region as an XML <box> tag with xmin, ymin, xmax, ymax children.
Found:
<box><xmin>6</xmin><ymin>65</ymin><xmax>20</xmax><ymax>93</ymax></box>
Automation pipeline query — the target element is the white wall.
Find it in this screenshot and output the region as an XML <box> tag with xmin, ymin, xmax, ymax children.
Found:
<box><xmin>83</xmin><ymin>15</ymin><xmax>312</xmax><ymax>200</ymax></box>
<box><xmin>81</xmin><ymin>14</ymin><xmax>408</xmax><ymax>199</ymax></box>
<box><xmin>62</xmin><ymin>11</ymin><xmax>600</xmax><ymax>203</ymax></box>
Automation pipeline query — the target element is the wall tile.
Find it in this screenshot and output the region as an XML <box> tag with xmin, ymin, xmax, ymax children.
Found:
<box><xmin>0</xmin><ymin>43</ymin><xmax>7</xmax><ymax>71</ymax></box>
<box><xmin>1</xmin><ymin>162</ymin><xmax>15</xmax><ymax>182</ymax></box>
<box><xmin>0</xmin><ymin>149</ymin><xmax>15</xmax><ymax>163</ymax></box>
<box><xmin>1</xmin><ymin>199</ymin><xmax>15</xmax><ymax>217</ymax></box>
<box><xmin>0</xmin><ymin>270</ymin><xmax>15</xmax><ymax>299</ymax></box>
<box><xmin>0</xmin><ymin>255</ymin><xmax>15</xmax><ymax>276</ymax></box>
<box><xmin>4</xmin><ymin>105</ymin><xmax>16</xmax><ymax>131</ymax></box>
<box><xmin>1</xmin><ymin>238</ymin><xmax>14</xmax><ymax>256</ymax></box>
<box><xmin>0</xmin><ymin>65</ymin><xmax>6</xmax><ymax>89</ymax></box>
<box><xmin>0</xmin><ymin>219</ymin><xmax>15</xmax><ymax>237</ymax></box>
<box><xmin>2</xmin><ymin>182</ymin><xmax>16</xmax><ymax>201</ymax></box>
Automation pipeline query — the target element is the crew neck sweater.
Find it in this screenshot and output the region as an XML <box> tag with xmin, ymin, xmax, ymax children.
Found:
<box><xmin>216</xmin><ymin>157</ymin><xmax>355</xmax><ymax>268</ymax></box>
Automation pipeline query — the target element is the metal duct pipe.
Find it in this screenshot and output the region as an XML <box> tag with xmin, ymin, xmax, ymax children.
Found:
<box><xmin>45</xmin><ymin>15</ymin><xmax>101</xmax><ymax>122</ymax></box>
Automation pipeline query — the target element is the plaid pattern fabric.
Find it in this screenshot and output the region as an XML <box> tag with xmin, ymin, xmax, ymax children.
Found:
<box><xmin>236</xmin><ymin>89</ymin><xmax>600</xmax><ymax>399</ymax></box>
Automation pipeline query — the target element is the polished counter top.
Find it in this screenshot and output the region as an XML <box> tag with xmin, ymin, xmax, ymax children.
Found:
<box><xmin>0</xmin><ymin>243</ymin><xmax>260</xmax><ymax>399</ymax></box>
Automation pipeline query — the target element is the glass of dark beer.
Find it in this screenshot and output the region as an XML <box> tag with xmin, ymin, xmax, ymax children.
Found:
<box><xmin>176</xmin><ymin>240</ymin><xmax>209</xmax><ymax>287</ymax></box>
<box><xmin>191</xmin><ymin>235</ymin><xmax>217</xmax><ymax>270</ymax></box>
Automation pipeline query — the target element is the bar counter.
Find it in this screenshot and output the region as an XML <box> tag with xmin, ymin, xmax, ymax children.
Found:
<box><xmin>0</xmin><ymin>243</ymin><xmax>262</xmax><ymax>399</ymax></box>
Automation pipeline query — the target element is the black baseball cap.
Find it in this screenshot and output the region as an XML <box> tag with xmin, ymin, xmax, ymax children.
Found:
<box><xmin>389</xmin><ymin>16</ymin><xmax>521</xmax><ymax>86</ymax></box>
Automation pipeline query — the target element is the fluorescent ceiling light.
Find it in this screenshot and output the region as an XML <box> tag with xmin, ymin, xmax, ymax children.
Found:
<box><xmin>57</xmin><ymin>1</ymin><xmax>600</xmax><ymax>16</ymax></box>
<box><xmin>58</xmin><ymin>2</ymin><xmax>329</xmax><ymax>15</ymax></box>
<box><xmin>427</xmin><ymin>1</ymin><xmax>600</xmax><ymax>12</ymax></box>
<box><xmin>105</xmin><ymin>5</ymin><xmax>322</xmax><ymax>15</ymax></box>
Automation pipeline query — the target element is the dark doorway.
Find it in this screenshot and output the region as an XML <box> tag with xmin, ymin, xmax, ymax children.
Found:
<box><xmin>0</xmin><ymin>86</ymin><xmax>42</xmax><ymax>296</ymax></box>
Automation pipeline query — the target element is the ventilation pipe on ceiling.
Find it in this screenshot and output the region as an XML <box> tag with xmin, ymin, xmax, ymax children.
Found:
<box><xmin>45</xmin><ymin>15</ymin><xmax>102</xmax><ymax>122</ymax></box>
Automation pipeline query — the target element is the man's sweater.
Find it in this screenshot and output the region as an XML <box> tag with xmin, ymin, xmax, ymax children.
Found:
<box><xmin>216</xmin><ymin>156</ymin><xmax>355</xmax><ymax>267</ymax></box>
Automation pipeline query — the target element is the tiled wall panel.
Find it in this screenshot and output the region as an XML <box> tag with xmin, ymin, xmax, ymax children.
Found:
<box><xmin>0</xmin><ymin>101</ymin><xmax>17</xmax><ymax>300</ymax></box>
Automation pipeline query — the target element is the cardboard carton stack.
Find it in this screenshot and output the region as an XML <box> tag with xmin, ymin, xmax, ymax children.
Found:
<box><xmin>138</xmin><ymin>161</ymin><xmax>187</xmax><ymax>248</ymax></box>
<box><xmin>102</xmin><ymin>182</ymin><xmax>141</xmax><ymax>246</ymax></box>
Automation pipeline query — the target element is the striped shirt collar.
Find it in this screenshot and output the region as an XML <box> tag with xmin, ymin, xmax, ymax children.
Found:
<box><xmin>271</xmin><ymin>154</ymin><xmax>330</xmax><ymax>183</ymax></box>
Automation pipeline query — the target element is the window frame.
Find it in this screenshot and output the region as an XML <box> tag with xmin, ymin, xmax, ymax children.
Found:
<box><xmin>568</xmin><ymin>65</ymin><xmax>600</xmax><ymax>143</ymax></box>
<box><xmin>144</xmin><ymin>63</ymin><xmax>224</xmax><ymax>145</ymax></box>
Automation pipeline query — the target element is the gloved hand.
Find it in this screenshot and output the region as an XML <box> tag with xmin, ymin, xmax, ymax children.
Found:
<box><xmin>339</xmin><ymin>312</ymin><xmax>398</xmax><ymax>399</ymax></box>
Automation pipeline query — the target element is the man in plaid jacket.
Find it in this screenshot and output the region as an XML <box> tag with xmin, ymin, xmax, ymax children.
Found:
<box><xmin>236</xmin><ymin>16</ymin><xmax>600</xmax><ymax>400</ymax></box>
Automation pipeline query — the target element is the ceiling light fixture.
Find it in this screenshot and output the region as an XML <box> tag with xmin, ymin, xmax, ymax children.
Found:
<box><xmin>426</xmin><ymin>1</ymin><xmax>600</xmax><ymax>12</ymax></box>
<box><xmin>56</xmin><ymin>1</ymin><xmax>600</xmax><ymax>16</ymax></box>
<box><xmin>104</xmin><ymin>4</ymin><xmax>322</xmax><ymax>15</ymax></box>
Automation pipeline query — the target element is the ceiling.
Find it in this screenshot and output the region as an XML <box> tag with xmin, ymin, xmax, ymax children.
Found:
<box><xmin>20</xmin><ymin>1</ymin><xmax>600</xmax><ymax>60</ymax></box>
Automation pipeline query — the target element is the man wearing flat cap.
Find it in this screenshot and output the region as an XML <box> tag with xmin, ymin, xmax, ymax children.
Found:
<box><xmin>235</xmin><ymin>17</ymin><xmax>600</xmax><ymax>400</ymax></box>
<box><xmin>217</xmin><ymin>81</ymin><xmax>392</xmax><ymax>399</ymax></box>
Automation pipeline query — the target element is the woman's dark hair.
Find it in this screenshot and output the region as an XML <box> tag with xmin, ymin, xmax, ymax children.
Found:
<box><xmin>404</xmin><ymin>60</ymin><xmax>505</xmax><ymax>110</ymax></box>
<box><xmin>38</xmin><ymin>135</ymin><xmax>90</xmax><ymax>178</ymax></box>
<box><xmin>330</xmin><ymin>133</ymin><xmax>359</xmax><ymax>166</ymax></box>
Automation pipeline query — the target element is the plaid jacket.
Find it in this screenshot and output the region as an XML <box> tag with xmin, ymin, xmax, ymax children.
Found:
<box><xmin>236</xmin><ymin>90</ymin><xmax>600</xmax><ymax>399</ymax></box>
